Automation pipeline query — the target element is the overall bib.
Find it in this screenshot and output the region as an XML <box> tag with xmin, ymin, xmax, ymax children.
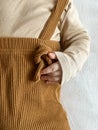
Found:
<box><xmin>0</xmin><ymin>0</ymin><xmax>71</xmax><ymax>129</ymax></box>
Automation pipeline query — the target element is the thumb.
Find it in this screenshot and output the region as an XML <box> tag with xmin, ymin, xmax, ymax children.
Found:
<box><xmin>47</xmin><ymin>52</ymin><xmax>57</xmax><ymax>60</ymax></box>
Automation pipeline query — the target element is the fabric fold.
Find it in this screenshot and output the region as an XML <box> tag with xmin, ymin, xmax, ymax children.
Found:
<box><xmin>32</xmin><ymin>44</ymin><xmax>53</xmax><ymax>82</ymax></box>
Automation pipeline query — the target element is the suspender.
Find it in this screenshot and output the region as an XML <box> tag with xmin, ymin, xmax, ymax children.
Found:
<box><xmin>39</xmin><ymin>0</ymin><xmax>70</xmax><ymax>40</ymax></box>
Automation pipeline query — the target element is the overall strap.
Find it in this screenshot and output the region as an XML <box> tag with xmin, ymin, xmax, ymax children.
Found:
<box><xmin>39</xmin><ymin>0</ymin><xmax>69</xmax><ymax>40</ymax></box>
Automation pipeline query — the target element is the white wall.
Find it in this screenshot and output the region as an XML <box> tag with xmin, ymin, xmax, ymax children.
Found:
<box><xmin>60</xmin><ymin>0</ymin><xmax>98</xmax><ymax>130</ymax></box>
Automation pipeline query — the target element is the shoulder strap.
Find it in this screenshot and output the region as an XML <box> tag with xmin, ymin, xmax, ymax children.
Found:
<box><xmin>39</xmin><ymin>0</ymin><xmax>69</xmax><ymax>40</ymax></box>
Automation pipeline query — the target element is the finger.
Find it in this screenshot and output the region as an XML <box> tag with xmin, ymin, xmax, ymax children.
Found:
<box><xmin>46</xmin><ymin>79</ymin><xmax>61</xmax><ymax>84</ymax></box>
<box><xmin>41</xmin><ymin>61</ymin><xmax>60</xmax><ymax>75</ymax></box>
<box><xmin>47</xmin><ymin>52</ymin><xmax>58</xmax><ymax>60</ymax></box>
<box><xmin>48</xmin><ymin>70</ymin><xmax>62</xmax><ymax>77</ymax></box>
<box><xmin>41</xmin><ymin>75</ymin><xmax>60</xmax><ymax>82</ymax></box>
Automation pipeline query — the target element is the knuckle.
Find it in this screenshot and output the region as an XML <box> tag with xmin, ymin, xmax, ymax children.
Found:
<box><xmin>50</xmin><ymin>66</ymin><xmax>55</xmax><ymax>72</ymax></box>
<box><xmin>51</xmin><ymin>76</ymin><xmax>55</xmax><ymax>81</ymax></box>
<box><xmin>52</xmin><ymin>73</ymin><xmax>55</xmax><ymax>77</ymax></box>
<box><xmin>56</xmin><ymin>76</ymin><xmax>60</xmax><ymax>81</ymax></box>
<box><xmin>53</xmin><ymin>76</ymin><xmax>57</xmax><ymax>81</ymax></box>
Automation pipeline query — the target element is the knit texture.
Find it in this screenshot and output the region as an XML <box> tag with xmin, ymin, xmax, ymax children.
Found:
<box><xmin>0</xmin><ymin>0</ymin><xmax>71</xmax><ymax>129</ymax></box>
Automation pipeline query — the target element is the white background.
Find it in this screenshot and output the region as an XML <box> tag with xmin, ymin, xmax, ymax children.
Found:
<box><xmin>60</xmin><ymin>0</ymin><xmax>98</xmax><ymax>130</ymax></box>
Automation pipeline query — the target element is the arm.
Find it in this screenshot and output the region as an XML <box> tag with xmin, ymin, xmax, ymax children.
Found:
<box><xmin>55</xmin><ymin>0</ymin><xmax>90</xmax><ymax>86</ymax></box>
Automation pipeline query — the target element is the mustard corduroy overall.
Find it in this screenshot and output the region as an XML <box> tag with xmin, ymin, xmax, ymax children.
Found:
<box><xmin>0</xmin><ymin>0</ymin><xmax>71</xmax><ymax>129</ymax></box>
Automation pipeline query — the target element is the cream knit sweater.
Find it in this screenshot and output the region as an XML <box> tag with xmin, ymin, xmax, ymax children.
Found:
<box><xmin>0</xmin><ymin>0</ymin><xmax>90</xmax><ymax>85</ymax></box>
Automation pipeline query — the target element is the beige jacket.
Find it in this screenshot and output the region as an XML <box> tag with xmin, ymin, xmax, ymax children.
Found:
<box><xmin>0</xmin><ymin>0</ymin><xmax>90</xmax><ymax>85</ymax></box>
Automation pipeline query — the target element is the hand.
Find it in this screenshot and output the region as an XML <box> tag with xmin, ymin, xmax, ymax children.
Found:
<box><xmin>40</xmin><ymin>52</ymin><xmax>62</xmax><ymax>84</ymax></box>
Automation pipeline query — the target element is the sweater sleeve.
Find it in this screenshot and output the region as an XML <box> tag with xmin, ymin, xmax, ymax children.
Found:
<box><xmin>54</xmin><ymin>0</ymin><xmax>90</xmax><ymax>86</ymax></box>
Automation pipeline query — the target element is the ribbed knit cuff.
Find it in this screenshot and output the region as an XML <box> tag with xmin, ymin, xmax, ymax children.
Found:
<box><xmin>54</xmin><ymin>51</ymin><xmax>72</xmax><ymax>86</ymax></box>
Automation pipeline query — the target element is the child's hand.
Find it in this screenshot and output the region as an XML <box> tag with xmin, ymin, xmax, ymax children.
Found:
<box><xmin>40</xmin><ymin>52</ymin><xmax>62</xmax><ymax>84</ymax></box>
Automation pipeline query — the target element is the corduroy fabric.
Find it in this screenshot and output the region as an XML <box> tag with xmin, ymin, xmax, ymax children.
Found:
<box><xmin>0</xmin><ymin>0</ymin><xmax>71</xmax><ymax>129</ymax></box>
